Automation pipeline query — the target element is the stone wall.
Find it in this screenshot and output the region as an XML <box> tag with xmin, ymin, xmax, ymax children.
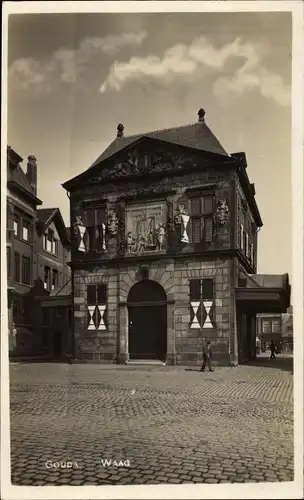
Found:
<box><xmin>73</xmin><ymin>256</ymin><xmax>236</xmax><ymax>365</ymax></box>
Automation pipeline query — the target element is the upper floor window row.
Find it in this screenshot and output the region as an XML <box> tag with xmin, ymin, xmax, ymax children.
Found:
<box><xmin>13</xmin><ymin>216</ymin><xmax>32</xmax><ymax>243</ymax></box>
<box><xmin>14</xmin><ymin>252</ymin><xmax>31</xmax><ymax>286</ymax></box>
<box><xmin>43</xmin><ymin>229</ymin><xmax>58</xmax><ymax>255</ymax></box>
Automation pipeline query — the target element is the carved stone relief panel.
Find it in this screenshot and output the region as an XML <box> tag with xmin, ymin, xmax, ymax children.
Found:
<box><xmin>125</xmin><ymin>201</ymin><xmax>168</xmax><ymax>254</ymax></box>
<box><xmin>89</xmin><ymin>146</ymin><xmax>206</xmax><ymax>183</ymax></box>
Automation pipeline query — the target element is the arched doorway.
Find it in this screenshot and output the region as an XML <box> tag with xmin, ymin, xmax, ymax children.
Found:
<box><xmin>127</xmin><ymin>280</ymin><xmax>167</xmax><ymax>361</ymax></box>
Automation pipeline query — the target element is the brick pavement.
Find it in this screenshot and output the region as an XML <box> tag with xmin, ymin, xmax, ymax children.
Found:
<box><xmin>9</xmin><ymin>358</ymin><xmax>294</xmax><ymax>486</ymax></box>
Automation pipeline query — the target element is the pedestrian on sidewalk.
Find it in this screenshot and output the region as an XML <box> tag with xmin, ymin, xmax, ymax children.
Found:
<box><xmin>270</xmin><ymin>340</ymin><xmax>277</xmax><ymax>359</ymax></box>
<box><xmin>200</xmin><ymin>341</ymin><xmax>214</xmax><ymax>372</ymax></box>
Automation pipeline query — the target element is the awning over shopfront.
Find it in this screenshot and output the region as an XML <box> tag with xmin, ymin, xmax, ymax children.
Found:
<box><xmin>235</xmin><ymin>273</ymin><xmax>291</xmax><ymax>314</ymax></box>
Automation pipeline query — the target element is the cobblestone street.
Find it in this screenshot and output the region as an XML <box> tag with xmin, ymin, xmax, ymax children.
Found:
<box><xmin>9</xmin><ymin>356</ymin><xmax>294</xmax><ymax>486</ymax></box>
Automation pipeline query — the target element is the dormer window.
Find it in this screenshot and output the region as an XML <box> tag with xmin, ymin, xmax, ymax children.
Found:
<box><xmin>43</xmin><ymin>229</ymin><xmax>58</xmax><ymax>255</ymax></box>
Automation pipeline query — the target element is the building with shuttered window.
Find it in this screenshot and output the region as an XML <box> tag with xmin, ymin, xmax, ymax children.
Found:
<box><xmin>62</xmin><ymin>109</ymin><xmax>290</xmax><ymax>365</ymax></box>
<box><xmin>6</xmin><ymin>146</ymin><xmax>72</xmax><ymax>359</ymax></box>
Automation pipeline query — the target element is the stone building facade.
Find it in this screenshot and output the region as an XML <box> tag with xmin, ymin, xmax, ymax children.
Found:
<box><xmin>63</xmin><ymin>110</ymin><xmax>290</xmax><ymax>365</ymax></box>
<box><xmin>6</xmin><ymin>146</ymin><xmax>72</xmax><ymax>359</ymax></box>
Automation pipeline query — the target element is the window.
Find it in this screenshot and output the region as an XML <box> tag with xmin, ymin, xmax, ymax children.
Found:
<box><xmin>85</xmin><ymin>206</ymin><xmax>106</xmax><ymax>252</ymax></box>
<box><xmin>242</xmin><ymin>229</ymin><xmax>247</xmax><ymax>256</ymax></box>
<box><xmin>44</xmin><ymin>266</ymin><xmax>51</xmax><ymax>290</ymax></box>
<box><xmin>262</xmin><ymin>320</ymin><xmax>271</xmax><ymax>333</ymax></box>
<box><xmin>240</xmin><ymin>224</ymin><xmax>244</xmax><ymax>251</ymax></box>
<box><xmin>272</xmin><ymin>320</ymin><xmax>281</xmax><ymax>333</ymax></box>
<box><xmin>14</xmin><ymin>252</ymin><xmax>20</xmax><ymax>282</ymax></box>
<box><xmin>253</xmin><ymin>250</ymin><xmax>257</xmax><ymax>269</ymax></box>
<box><xmin>246</xmin><ymin>233</ymin><xmax>249</xmax><ymax>258</ymax></box>
<box><xmin>54</xmin><ymin>239</ymin><xmax>58</xmax><ymax>255</ymax></box>
<box><xmin>21</xmin><ymin>256</ymin><xmax>31</xmax><ymax>285</ymax></box>
<box><xmin>22</xmin><ymin>221</ymin><xmax>30</xmax><ymax>242</ymax></box>
<box><xmin>189</xmin><ymin>278</ymin><xmax>215</xmax><ymax>329</ymax></box>
<box><xmin>51</xmin><ymin>269</ymin><xmax>58</xmax><ymax>291</ymax></box>
<box><xmin>249</xmin><ymin>243</ymin><xmax>253</xmax><ymax>263</ymax></box>
<box><xmin>47</xmin><ymin>231</ymin><xmax>53</xmax><ymax>252</ymax></box>
<box><xmin>43</xmin><ymin>230</ymin><xmax>58</xmax><ymax>255</ymax></box>
<box><xmin>13</xmin><ymin>218</ymin><xmax>20</xmax><ymax>237</ymax></box>
<box><xmin>87</xmin><ymin>284</ymin><xmax>108</xmax><ymax>330</ymax></box>
<box><xmin>189</xmin><ymin>194</ymin><xmax>214</xmax><ymax>244</ymax></box>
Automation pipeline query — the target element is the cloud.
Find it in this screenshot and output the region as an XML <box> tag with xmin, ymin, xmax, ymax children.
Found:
<box><xmin>9</xmin><ymin>31</ymin><xmax>147</xmax><ymax>92</ymax></box>
<box><xmin>100</xmin><ymin>36</ymin><xmax>290</xmax><ymax>107</ymax></box>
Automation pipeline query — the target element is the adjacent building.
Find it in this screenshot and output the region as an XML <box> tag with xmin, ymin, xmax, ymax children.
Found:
<box><xmin>62</xmin><ymin>109</ymin><xmax>291</xmax><ymax>366</ymax></box>
<box><xmin>6</xmin><ymin>146</ymin><xmax>72</xmax><ymax>359</ymax></box>
<box><xmin>257</xmin><ymin>305</ymin><xmax>293</xmax><ymax>352</ymax></box>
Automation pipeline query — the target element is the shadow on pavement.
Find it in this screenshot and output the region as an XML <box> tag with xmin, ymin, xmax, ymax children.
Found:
<box><xmin>246</xmin><ymin>355</ymin><xmax>293</xmax><ymax>374</ymax></box>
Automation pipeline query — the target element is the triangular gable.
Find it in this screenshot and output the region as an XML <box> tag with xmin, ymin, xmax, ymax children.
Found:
<box><xmin>63</xmin><ymin>135</ymin><xmax>231</xmax><ymax>190</ymax></box>
<box><xmin>46</xmin><ymin>221</ymin><xmax>60</xmax><ymax>240</ymax></box>
<box><xmin>38</xmin><ymin>208</ymin><xmax>71</xmax><ymax>247</ymax></box>
<box><xmin>90</xmin><ymin>121</ymin><xmax>228</xmax><ymax>169</ymax></box>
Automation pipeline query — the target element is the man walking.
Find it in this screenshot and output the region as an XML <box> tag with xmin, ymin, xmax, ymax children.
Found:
<box><xmin>269</xmin><ymin>340</ymin><xmax>277</xmax><ymax>359</ymax></box>
<box><xmin>200</xmin><ymin>341</ymin><xmax>214</xmax><ymax>372</ymax></box>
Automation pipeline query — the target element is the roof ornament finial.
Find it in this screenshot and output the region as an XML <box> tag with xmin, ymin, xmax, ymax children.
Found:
<box><xmin>198</xmin><ymin>108</ymin><xmax>206</xmax><ymax>123</ymax></box>
<box><xmin>117</xmin><ymin>123</ymin><xmax>124</xmax><ymax>138</ymax></box>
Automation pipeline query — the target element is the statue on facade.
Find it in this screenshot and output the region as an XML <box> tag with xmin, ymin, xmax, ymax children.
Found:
<box><xmin>216</xmin><ymin>199</ymin><xmax>229</xmax><ymax>225</ymax></box>
<box><xmin>156</xmin><ymin>224</ymin><xmax>166</xmax><ymax>250</ymax></box>
<box><xmin>175</xmin><ymin>204</ymin><xmax>190</xmax><ymax>243</ymax></box>
<box><xmin>126</xmin><ymin>231</ymin><xmax>136</xmax><ymax>253</ymax></box>
<box><xmin>107</xmin><ymin>210</ymin><xmax>119</xmax><ymax>236</ymax></box>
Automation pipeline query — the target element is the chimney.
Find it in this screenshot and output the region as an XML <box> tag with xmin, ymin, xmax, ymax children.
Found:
<box><xmin>197</xmin><ymin>108</ymin><xmax>206</xmax><ymax>123</ymax></box>
<box><xmin>26</xmin><ymin>155</ymin><xmax>37</xmax><ymax>195</ymax></box>
<box><xmin>117</xmin><ymin>123</ymin><xmax>124</xmax><ymax>138</ymax></box>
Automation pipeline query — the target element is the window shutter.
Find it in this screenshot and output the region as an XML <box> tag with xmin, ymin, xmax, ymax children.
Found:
<box><xmin>97</xmin><ymin>284</ymin><xmax>107</xmax><ymax>305</ymax></box>
<box><xmin>240</xmin><ymin>225</ymin><xmax>244</xmax><ymax>250</ymax></box>
<box><xmin>190</xmin><ymin>280</ymin><xmax>201</xmax><ymax>300</ymax></box>
<box><xmin>191</xmin><ymin>197</ymin><xmax>201</xmax><ymax>216</ymax></box>
<box><xmin>204</xmin><ymin>217</ymin><xmax>213</xmax><ymax>242</ymax></box>
<box><xmin>87</xmin><ymin>285</ymin><xmax>97</xmax><ymax>305</ymax></box>
<box><xmin>246</xmin><ymin>233</ymin><xmax>249</xmax><ymax>257</ymax></box>
<box><xmin>202</xmin><ymin>195</ymin><xmax>213</xmax><ymax>214</ymax></box>
<box><xmin>192</xmin><ymin>219</ymin><xmax>202</xmax><ymax>243</ymax></box>
<box><xmin>86</xmin><ymin>208</ymin><xmax>95</xmax><ymax>227</ymax></box>
<box><xmin>96</xmin><ymin>207</ymin><xmax>106</xmax><ymax>225</ymax></box>
<box><xmin>202</xmin><ymin>279</ymin><xmax>214</xmax><ymax>300</ymax></box>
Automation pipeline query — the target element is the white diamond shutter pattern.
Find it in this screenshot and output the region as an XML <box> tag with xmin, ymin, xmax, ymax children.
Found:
<box><xmin>189</xmin><ymin>279</ymin><xmax>215</xmax><ymax>328</ymax></box>
<box><xmin>78</xmin><ymin>224</ymin><xmax>86</xmax><ymax>252</ymax></box>
<box><xmin>87</xmin><ymin>284</ymin><xmax>108</xmax><ymax>331</ymax></box>
<box><xmin>190</xmin><ymin>301</ymin><xmax>200</xmax><ymax>329</ymax></box>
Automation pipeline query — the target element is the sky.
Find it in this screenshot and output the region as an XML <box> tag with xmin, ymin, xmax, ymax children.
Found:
<box><xmin>7</xmin><ymin>12</ymin><xmax>292</xmax><ymax>281</ymax></box>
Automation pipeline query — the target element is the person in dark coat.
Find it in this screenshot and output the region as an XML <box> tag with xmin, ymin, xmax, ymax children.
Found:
<box><xmin>270</xmin><ymin>340</ymin><xmax>277</xmax><ymax>359</ymax></box>
<box><xmin>200</xmin><ymin>341</ymin><xmax>214</xmax><ymax>372</ymax></box>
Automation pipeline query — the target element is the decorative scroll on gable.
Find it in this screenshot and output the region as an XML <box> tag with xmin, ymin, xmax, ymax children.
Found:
<box><xmin>89</xmin><ymin>147</ymin><xmax>206</xmax><ymax>183</ymax></box>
